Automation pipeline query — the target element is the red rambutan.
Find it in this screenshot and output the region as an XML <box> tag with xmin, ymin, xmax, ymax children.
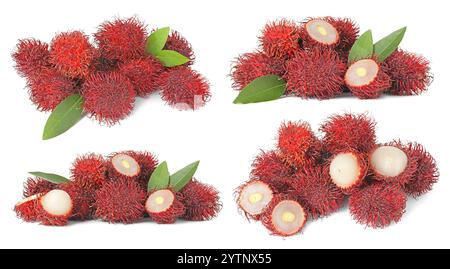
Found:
<box><xmin>145</xmin><ymin>189</ymin><xmax>185</xmax><ymax>224</ymax></box>
<box><xmin>59</xmin><ymin>182</ymin><xmax>95</xmax><ymax>220</ymax></box>
<box><xmin>91</xmin><ymin>48</ymin><xmax>119</xmax><ymax>72</ymax></box>
<box><xmin>180</xmin><ymin>180</ymin><xmax>222</xmax><ymax>221</ymax></box>
<box><xmin>36</xmin><ymin>189</ymin><xmax>73</xmax><ymax>226</ymax></box>
<box><xmin>125</xmin><ymin>151</ymin><xmax>158</xmax><ymax>190</ymax></box>
<box><xmin>164</xmin><ymin>30</ymin><xmax>195</xmax><ymax>65</ymax></box>
<box><xmin>325</xmin><ymin>17</ymin><xmax>359</xmax><ymax>53</ymax></box>
<box><xmin>119</xmin><ymin>56</ymin><xmax>163</xmax><ymax>97</ymax></box>
<box><xmin>23</xmin><ymin>177</ymin><xmax>56</xmax><ymax>198</ymax></box>
<box><xmin>14</xmin><ymin>193</ymin><xmax>42</xmax><ymax>222</ymax></box>
<box><xmin>259</xmin><ymin>19</ymin><xmax>301</xmax><ymax>59</ymax></box>
<box><xmin>70</xmin><ymin>153</ymin><xmax>107</xmax><ymax>189</ymax></box>
<box><xmin>328</xmin><ymin>151</ymin><xmax>368</xmax><ymax>194</ymax></box>
<box><xmin>107</xmin><ymin>152</ymin><xmax>141</xmax><ymax>181</ymax></box>
<box><xmin>236</xmin><ymin>180</ymin><xmax>274</xmax><ymax>220</ymax></box>
<box><xmin>300</xmin><ymin>18</ymin><xmax>340</xmax><ymax>49</ymax></box>
<box><xmin>12</xmin><ymin>38</ymin><xmax>50</xmax><ymax>79</ymax></box>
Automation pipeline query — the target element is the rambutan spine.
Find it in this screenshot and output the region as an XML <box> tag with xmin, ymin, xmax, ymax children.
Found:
<box><xmin>23</xmin><ymin>177</ymin><xmax>56</xmax><ymax>198</ymax></box>
<box><xmin>70</xmin><ymin>153</ymin><xmax>107</xmax><ymax>189</ymax></box>
<box><xmin>119</xmin><ymin>56</ymin><xmax>163</xmax><ymax>97</ymax></box>
<box><xmin>180</xmin><ymin>180</ymin><xmax>222</xmax><ymax>221</ymax></box>
<box><xmin>12</xmin><ymin>38</ymin><xmax>50</xmax><ymax>79</ymax></box>
<box><xmin>259</xmin><ymin>19</ymin><xmax>301</xmax><ymax>59</ymax></box>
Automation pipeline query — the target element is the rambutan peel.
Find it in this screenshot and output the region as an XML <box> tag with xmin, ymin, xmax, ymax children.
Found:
<box><xmin>14</xmin><ymin>194</ymin><xmax>42</xmax><ymax>222</ymax></box>
<box><xmin>180</xmin><ymin>180</ymin><xmax>222</xmax><ymax>221</ymax></box>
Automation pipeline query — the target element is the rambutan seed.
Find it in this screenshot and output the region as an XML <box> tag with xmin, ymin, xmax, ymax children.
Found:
<box><xmin>107</xmin><ymin>152</ymin><xmax>141</xmax><ymax>181</ymax></box>
<box><xmin>180</xmin><ymin>180</ymin><xmax>222</xmax><ymax>221</ymax></box>
<box><xmin>345</xmin><ymin>59</ymin><xmax>391</xmax><ymax>99</ymax></box>
<box><xmin>259</xmin><ymin>19</ymin><xmax>301</xmax><ymax>59</ymax></box>
<box><xmin>119</xmin><ymin>56</ymin><xmax>164</xmax><ymax>97</ymax></box>
<box><xmin>70</xmin><ymin>153</ymin><xmax>107</xmax><ymax>189</ymax></box>
<box><xmin>300</xmin><ymin>18</ymin><xmax>340</xmax><ymax>48</ymax></box>
<box><xmin>12</xmin><ymin>38</ymin><xmax>50</xmax><ymax>79</ymax></box>
<box><xmin>164</xmin><ymin>31</ymin><xmax>195</xmax><ymax>65</ymax></box>
<box><xmin>328</xmin><ymin>151</ymin><xmax>368</xmax><ymax>193</ymax></box>
<box><xmin>14</xmin><ymin>194</ymin><xmax>42</xmax><ymax>222</ymax></box>
<box><xmin>23</xmin><ymin>177</ymin><xmax>56</xmax><ymax>198</ymax></box>
<box><xmin>145</xmin><ymin>189</ymin><xmax>185</xmax><ymax>224</ymax></box>
<box><xmin>37</xmin><ymin>190</ymin><xmax>73</xmax><ymax>226</ymax></box>
<box><xmin>236</xmin><ymin>180</ymin><xmax>274</xmax><ymax>220</ymax></box>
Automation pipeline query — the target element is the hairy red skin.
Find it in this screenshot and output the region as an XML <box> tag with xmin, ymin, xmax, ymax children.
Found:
<box><xmin>164</xmin><ymin>30</ymin><xmax>195</xmax><ymax>65</ymax></box>
<box><xmin>59</xmin><ymin>182</ymin><xmax>95</xmax><ymax>220</ymax></box>
<box><xmin>90</xmin><ymin>48</ymin><xmax>119</xmax><ymax>73</ymax></box>
<box><xmin>320</xmin><ymin>113</ymin><xmax>377</xmax><ymax>154</ymax></box>
<box><xmin>94</xmin><ymin>179</ymin><xmax>146</xmax><ymax>224</ymax></box>
<box><xmin>146</xmin><ymin>190</ymin><xmax>185</xmax><ymax>224</ymax></box>
<box><xmin>119</xmin><ymin>56</ymin><xmax>163</xmax><ymax>97</ymax></box>
<box><xmin>349</xmin><ymin>182</ymin><xmax>407</xmax><ymax>229</ymax></box>
<box><xmin>325</xmin><ymin>17</ymin><xmax>359</xmax><ymax>53</ymax></box>
<box><xmin>231</xmin><ymin>51</ymin><xmax>286</xmax><ymax>91</ymax></box>
<box><xmin>180</xmin><ymin>180</ymin><xmax>222</xmax><ymax>221</ymax></box>
<box><xmin>345</xmin><ymin>60</ymin><xmax>391</xmax><ymax>99</ymax></box>
<box><xmin>95</xmin><ymin>17</ymin><xmax>147</xmax><ymax>62</ymax></box>
<box><xmin>382</xmin><ymin>50</ymin><xmax>432</xmax><ymax>96</ymax></box>
<box><xmin>14</xmin><ymin>194</ymin><xmax>42</xmax><ymax>222</ymax></box>
<box><xmin>285</xmin><ymin>48</ymin><xmax>346</xmax><ymax>99</ymax></box>
<box><xmin>235</xmin><ymin>179</ymin><xmax>274</xmax><ymax>221</ymax></box>
<box><xmin>327</xmin><ymin>151</ymin><xmax>368</xmax><ymax>194</ymax></box>
<box><xmin>36</xmin><ymin>191</ymin><xmax>73</xmax><ymax>226</ymax></box>
<box><xmin>106</xmin><ymin>151</ymin><xmax>141</xmax><ymax>181</ymax></box>
<box><xmin>125</xmin><ymin>151</ymin><xmax>158</xmax><ymax>190</ymax></box>
<box><xmin>23</xmin><ymin>177</ymin><xmax>56</xmax><ymax>198</ymax></box>
<box><xmin>82</xmin><ymin>72</ymin><xmax>135</xmax><ymax>125</ymax></box>
<box><xmin>12</xmin><ymin>38</ymin><xmax>50</xmax><ymax>79</ymax></box>
<box><xmin>259</xmin><ymin>19</ymin><xmax>301</xmax><ymax>59</ymax></box>
<box><xmin>158</xmin><ymin>66</ymin><xmax>210</xmax><ymax>110</ymax></box>
<box><xmin>70</xmin><ymin>153</ymin><xmax>108</xmax><ymax>189</ymax></box>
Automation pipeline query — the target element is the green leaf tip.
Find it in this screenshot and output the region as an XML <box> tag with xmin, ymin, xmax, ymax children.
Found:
<box><xmin>169</xmin><ymin>160</ymin><xmax>200</xmax><ymax>192</ymax></box>
<box><xmin>155</xmin><ymin>50</ymin><xmax>190</xmax><ymax>67</ymax></box>
<box><xmin>233</xmin><ymin>75</ymin><xmax>286</xmax><ymax>104</ymax></box>
<box><xmin>146</xmin><ymin>27</ymin><xmax>170</xmax><ymax>56</ymax></box>
<box><xmin>374</xmin><ymin>27</ymin><xmax>407</xmax><ymax>62</ymax></box>
<box><xmin>348</xmin><ymin>30</ymin><xmax>373</xmax><ymax>62</ymax></box>
<box><xmin>29</xmin><ymin>171</ymin><xmax>70</xmax><ymax>184</ymax></box>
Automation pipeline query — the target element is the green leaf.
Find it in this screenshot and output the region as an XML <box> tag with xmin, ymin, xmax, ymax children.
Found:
<box><xmin>42</xmin><ymin>94</ymin><xmax>85</xmax><ymax>140</ymax></box>
<box><xmin>233</xmin><ymin>75</ymin><xmax>286</xmax><ymax>104</ymax></box>
<box><xmin>348</xmin><ymin>30</ymin><xmax>373</xmax><ymax>62</ymax></box>
<box><xmin>146</xmin><ymin>27</ymin><xmax>170</xmax><ymax>56</ymax></box>
<box><xmin>147</xmin><ymin>161</ymin><xmax>170</xmax><ymax>192</ymax></box>
<box><xmin>155</xmin><ymin>50</ymin><xmax>190</xmax><ymax>67</ymax></box>
<box><xmin>29</xmin><ymin>171</ymin><xmax>70</xmax><ymax>184</ymax></box>
<box><xmin>374</xmin><ymin>27</ymin><xmax>407</xmax><ymax>62</ymax></box>
<box><xmin>169</xmin><ymin>161</ymin><xmax>200</xmax><ymax>191</ymax></box>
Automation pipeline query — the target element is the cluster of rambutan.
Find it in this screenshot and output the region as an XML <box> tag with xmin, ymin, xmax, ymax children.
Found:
<box><xmin>231</xmin><ymin>17</ymin><xmax>432</xmax><ymax>100</ymax></box>
<box><xmin>12</xmin><ymin>17</ymin><xmax>210</xmax><ymax>125</ymax></box>
<box><xmin>14</xmin><ymin>151</ymin><xmax>221</xmax><ymax>226</ymax></box>
<box><xmin>236</xmin><ymin>113</ymin><xmax>439</xmax><ymax>236</ymax></box>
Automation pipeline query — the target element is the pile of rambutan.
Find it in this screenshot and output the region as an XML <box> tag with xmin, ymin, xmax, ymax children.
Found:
<box><xmin>14</xmin><ymin>151</ymin><xmax>221</xmax><ymax>226</ymax></box>
<box><xmin>13</xmin><ymin>17</ymin><xmax>210</xmax><ymax>139</ymax></box>
<box><xmin>235</xmin><ymin>113</ymin><xmax>439</xmax><ymax>236</ymax></box>
<box><xmin>232</xmin><ymin>17</ymin><xmax>433</xmax><ymax>103</ymax></box>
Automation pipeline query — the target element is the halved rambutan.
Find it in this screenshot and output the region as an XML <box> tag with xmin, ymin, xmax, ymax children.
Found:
<box><xmin>125</xmin><ymin>151</ymin><xmax>158</xmax><ymax>190</ymax></box>
<box><xmin>107</xmin><ymin>152</ymin><xmax>141</xmax><ymax>181</ymax></box>
<box><xmin>349</xmin><ymin>182</ymin><xmax>407</xmax><ymax>228</ymax></box>
<box><xmin>382</xmin><ymin>50</ymin><xmax>432</xmax><ymax>96</ymax></box>
<box><xmin>95</xmin><ymin>17</ymin><xmax>147</xmax><ymax>62</ymax></box>
<box><xmin>36</xmin><ymin>189</ymin><xmax>73</xmax><ymax>226</ymax></box>
<box><xmin>14</xmin><ymin>193</ymin><xmax>42</xmax><ymax>222</ymax></box>
<box><xmin>12</xmin><ymin>38</ymin><xmax>50</xmax><ymax>79</ymax></box>
<box><xmin>328</xmin><ymin>151</ymin><xmax>368</xmax><ymax>194</ymax></box>
<box><xmin>345</xmin><ymin>58</ymin><xmax>391</xmax><ymax>99</ymax></box>
<box><xmin>300</xmin><ymin>18</ymin><xmax>340</xmax><ymax>49</ymax></box>
<box><xmin>23</xmin><ymin>177</ymin><xmax>56</xmax><ymax>198</ymax></box>
<box><xmin>145</xmin><ymin>189</ymin><xmax>185</xmax><ymax>224</ymax></box>
<box><xmin>119</xmin><ymin>56</ymin><xmax>163</xmax><ymax>97</ymax></box>
<box><xmin>59</xmin><ymin>182</ymin><xmax>95</xmax><ymax>220</ymax></box>
<box><xmin>70</xmin><ymin>153</ymin><xmax>107</xmax><ymax>189</ymax></box>
<box><xmin>236</xmin><ymin>180</ymin><xmax>274</xmax><ymax>220</ymax></box>
<box><xmin>164</xmin><ymin>30</ymin><xmax>195</xmax><ymax>65</ymax></box>
<box><xmin>180</xmin><ymin>180</ymin><xmax>222</xmax><ymax>221</ymax></box>
<box><xmin>94</xmin><ymin>179</ymin><xmax>146</xmax><ymax>224</ymax></box>
<box><xmin>320</xmin><ymin>113</ymin><xmax>377</xmax><ymax>154</ymax></box>
<box><xmin>82</xmin><ymin>72</ymin><xmax>135</xmax><ymax>125</ymax></box>
<box><xmin>158</xmin><ymin>66</ymin><xmax>210</xmax><ymax>110</ymax></box>
<box><xmin>285</xmin><ymin>48</ymin><xmax>346</xmax><ymax>99</ymax></box>
<box><xmin>260</xmin><ymin>195</ymin><xmax>307</xmax><ymax>237</ymax></box>
<box><xmin>259</xmin><ymin>19</ymin><xmax>301</xmax><ymax>59</ymax></box>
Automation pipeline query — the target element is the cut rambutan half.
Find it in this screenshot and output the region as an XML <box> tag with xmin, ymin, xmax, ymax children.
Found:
<box><xmin>236</xmin><ymin>180</ymin><xmax>274</xmax><ymax>220</ymax></box>
<box><xmin>158</xmin><ymin>66</ymin><xmax>210</xmax><ymax>110</ymax></box>
<box><xmin>260</xmin><ymin>195</ymin><xmax>307</xmax><ymax>237</ymax></box>
<box><xmin>107</xmin><ymin>152</ymin><xmax>141</xmax><ymax>181</ymax></box>
<box><xmin>36</xmin><ymin>189</ymin><xmax>73</xmax><ymax>226</ymax></box>
<box><xmin>119</xmin><ymin>56</ymin><xmax>163</xmax><ymax>97</ymax></box>
<box><xmin>328</xmin><ymin>151</ymin><xmax>368</xmax><ymax>193</ymax></box>
<box><xmin>23</xmin><ymin>177</ymin><xmax>56</xmax><ymax>198</ymax></box>
<box><xmin>14</xmin><ymin>193</ymin><xmax>42</xmax><ymax>222</ymax></box>
<box><xmin>70</xmin><ymin>153</ymin><xmax>107</xmax><ymax>189</ymax></box>
<box><xmin>145</xmin><ymin>189</ymin><xmax>185</xmax><ymax>224</ymax></box>
<box><xmin>59</xmin><ymin>182</ymin><xmax>95</xmax><ymax>220</ymax></box>
<box><xmin>82</xmin><ymin>72</ymin><xmax>135</xmax><ymax>125</ymax></box>
<box><xmin>320</xmin><ymin>113</ymin><xmax>377</xmax><ymax>154</ymax></box>
<box><xmin>285</xmin><ymin>48</ymin><xmax>346</xmax><ymax>99</ymax></box>
<box><xmin>259</xmin><ymin>19</ymin><xmax>301</xmax><ymax>59</ymax></box>
<box><xmin>345</xmin><ymin>59</ymin><xmax>391</xmax><ymax>99</ymax></box>
<box><xmin>94</xmin><ymin>179</ymin><xmax>146</xmax><ymax>224</ymax></box>
<box><xmin>12</xmin><ymin>38</ymin><xmax>50</xmax><ymax>79</ymax></box>
<box><xmin>125</xmin><ymin>151</ymin><xmax>158</xmax><ymax>190</ymax></box>
<box><xmin>300</xmin><ymin>18</ymin><xmax>340</xmax><ymax>49</ymax></box>
<box><xmin>349</xmin><ymin>182</ymin><xmax>407</xmax><ymax>228</ymax></box>
<box><xmin>164</xmin><ymin>30</ymin><xmax>195</xmax><ymax>65</ymax></box>
<box><xmin>180</xmin><ymin>180</ymin><xmax>222</xmax><ymax>221</ymax></box>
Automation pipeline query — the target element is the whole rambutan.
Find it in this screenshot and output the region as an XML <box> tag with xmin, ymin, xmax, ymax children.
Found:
<box><xmin>94</xmin><ymin>179</ymin><xmax>146</xmax><ymax>224</ymax></box>
<box><xmin>164</xmin><ymin>30</ymin><xmax>195</xmax><ymax>65</ymax></box>
<box><xmin>125</xmin><ymin>151</ymin><xmax>158</xmax><ymax>190</ymax></box>
<box><xmin>236</xmin><ymin>180</ymin><xmax>274</xmax><ymax>220</ymax></box>
<box><xmin>349</xmin><ymin>182</ymin><xmax>407</xmax><ymax>228</ymax></box>
<box><xmin>82</xmin><ymin>72</ymin><xmax>135</xmax><ymax>125</ymax></box>
<box><xmin>382</xmin><ymin>50</ymin><xmax>432</xmax><ymax>96</ymax></box>
<box><xmin>158</xmin><ymin>66</ymin><xmax>210</xmax><ymax>110</ymax></box>
<box><xmin>259</xmin><ymin>19</ymin><xmax>301</xmax><ymax>59</ymax></box>
<box><xmin>14</xmin><ymin>193</ymin><xmax>42</xmax><ymax>222</ymax></box>
<box><xmin>70</xmin><ymin>153</ymin><xmax>107</xmax><ymax>189</ymax></box>
<box><xmin>300</xmin><ymin>18</ymin><xmax>340</xmax><ymax>49</ymax></box>
<box><xmin>107</xmin><ymin>152</ymin><xmax>141</xmax><ymax>181</ymax></box>
<box><xmin>328</xmin><ymin>151</ymin><xmax>368</xmax><ymax>194</ymax></box>
<box><xmin>36</xmin><ymin>189</ymin><xmax>73</xmax><ymax>226</ymax></box>
<box><xmin>145</xmin><ymin>189</ymin><xmax>185</xmax><ymax>224</ymax></box>
<box><xmin>180</xmin><ymin>180</ymin><xmax>222</xmax><ymax>221</ymax></box>
<box><xmin>320</xmin><ymin>113</ymin><xmax>377</xmax><ymax>154</ymax></box>
<box><xmin>59</xmin><ymin>182</ymin><xmax>95</xmax><ymax>220</ymax></box>
<box><xmin>12</xmin><ymin>38</ymin><xmax>50</xmax><ymax>79</ymax></box>
<box><xmin>95</xmin><ymin>17</ymin><xmax>147</xmax><ymax>62</ymax></box>
<box><xmin>23</xmin><ymin>177</ymin><xmax>56</xmax><ymax>198</ymax></box>
<box><xmin>119</xmin><ymin>56</ymin><xmax>163</xmax><ymax>97</ymax></box>
<box><xmin>285</xmin><ymin>48</ymin><xmax>346</xmax><ymax>99</ymax></box>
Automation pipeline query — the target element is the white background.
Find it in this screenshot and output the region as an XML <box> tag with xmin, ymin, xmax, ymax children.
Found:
<box><xmin>0</xmin><ymin>0</ymin><xmax>448</xmax><ymax>249</ymax></box>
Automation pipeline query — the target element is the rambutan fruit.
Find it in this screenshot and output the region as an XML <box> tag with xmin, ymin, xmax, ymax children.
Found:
<box><xmin>158</xmin><ymin>66</ymin><xmax>210</xmax><ymax>110</ymax></box>
<box><xmin>164</xmin><ymin>31</ymin><xmax>195</xmax><ymax>65</ymax></box>
<box><xmin>91</xmin><ymin>48</ymin><xmax>119</xmax><ymax>72</ymax></box>
<box><xmin>284</xmin><ymin>48</ymin><xmax>346</xmax><ymax>99</ymax></box>
<box><xmin>300</xmin><ymin>18</ymin><xmax>340</xmax><ymax>49</ymax></box>
<box><xmin>14</xmin><ymin>194</ymin><xmax>42</xmax><ymax>222</ymax></box>
<box><xmin>259</xmin><ymin>19</ymin><xmax>301</xmax><ymax>59</ymax></box>
<box><xmin>119</xmin><ymin>56</ymin><xmax>163</xmax><ymax>97</ymax></box>
<box><xmin>349</xmin><ymin>182</ymin><xmax>407</xmax><ymax>228</ymax></box>
<box><xmin>325</xmin><ymin>17</ymin><xmax>359</xmax><ymax>53</ymax></box>
<box><xmin>260</xmin><ymin>195</ymin><xmax>307</xmax><ymax>237</ymax></box>
<box><xmin>180</xmin><ymin>180</ymin><xmax>222</xmax><ymax>221</ymax></box>
<box><xmin>49</xmin><ymin>31</ymin><xmax>95</xmax><ymax>78</ymax></box>
<box><xmin>70</xmin><ymin>153</ymin><xmax>107</xmax><ymax>189</ymax></box>
<box><xmin>236</xmin><ymin>180</ymin><xmax>274</xmax><ymax>220</ymax></box>
<box><xmin>82</xmin><ymin>72</ymin><xmax>135</xmax><ymax>125</ymax></box>
<box><xmin>94</xmin><ymin>179</ymin><xmax>146</xmax><ymax>223</ymax></box>
<box><xmin>345</xmin><ymin>58</ymin><xmax>391</xmax><ymax>99</ymax></box>
<box><xmin>320</xmin><ymin>113</ymin><xmax>377</xmax><ymax>154</ymax></box>
<box><xmin>12</xmin><ymin>38</ymin><xmax>50</xmax><ymax>79</ymax></box>
<box><xmin>107</xmin><ymin>152</ymin><xmax>141</xmax><ymax>181</ymax></box>
<box><xmin>23</xmin><ymin>177</ymin><xmax>56</xmax><ymax>198</ymax></box>
<box><xmin>36</xmin><ymin>189</ymin><xmax>73</xmax><ymax>226</ymax></box>
<box><xmin>328</xmin><ymin>151</ymin><xmax>368</xmax><ymax>193</ymax></box>
<box><xmin>382</xmin><ymin>50</ymin><xmax>432</xmax><ymax>96</ymax></box>
<box><xmin>145</xmin><ymin>189</ymin><xmax>185</xmax><ymax>224</ymax></box>
<box><xmin>95</xmin><ymin>17</ymin><xmax>147</xmax><ymax>62</ymax></box>
<box><xmin>231</xmin><ymin>51</ymin><xmax>286</xmax><ymax>91</ymax></box>
<box><xmin>125</xmin><ymin>151</ymin><xmax>158</xmax><ymax>190</ymax></box>
<box><xmin>59</xmin><ymin>182</ymin><xmax>95</xmax><ymax>220</ymax></box>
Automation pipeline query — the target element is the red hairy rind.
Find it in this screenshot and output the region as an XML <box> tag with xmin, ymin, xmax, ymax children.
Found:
<box><xmin>14</xmin><ymin>194</ymin><xmax>42</xmax><ymax>222</ymax></box>
<box><xmin>90</xmin><ymin>48</ymin><xmax>119</xmax><ymax>72</ymax></box>
<box><xmin>82</xmin><ymin>72</ymin><xmax>135</xmax><ymax>125</ymax></box>
<box><xmin>106</xmin><ymin>151</ymin><xmax>141</xmax><ymax>181</ymax></box>
<box><xmin>327</xmin><ymin>151</ymin><xmax>368</xmax><ymax>194</ymax></box>
<box><xmin>95</xmin><ymin>17</ymin><xmax>147</xmax><ymax>62</ymax></box>
<box><xmin>126</xmin><ymin>151</ymin><xmax>158</xmax><ymax>190</ymax></box>
<box><xmin>158</xmin><ymin>66</ymin><xmax>210</xmax><ymax>110</ymax></box>
<box><xmin>49</xmin><ymin>31</ymin><xmax>95</xmax><ymax>78</ymax></box>
<box><xmin>234</xmin><ymin>179</ymin><xmax>273</xmax><ymax>221</ymax></box>
<box><xmin>119</xmin><ymin>56</ymin><xmax>164</xmax><ymax>97</ymax></box>
<box><xmin>12</xmin><ymin>38</ymin><xmax>50</xmax><ymax>79</ymax></box>
<box><xmin>320</xmin><ymin>113</ymin><xmax>377</xmax><ymax>154</ymax></box>
<box><xmin>180</xmin><ymin>180</ymin><xmax>222</xmax><ymax>221</ymax></box>
<box><xmin>326</xmin><ymin>17</ymin><xmax>359</xmax><ymax>53</ymax></box>
<box><xmin>285</xmin><ymin>48</ymin><xmax>346</xmax><ymax>99</ymax></box>
<box><xmin>231</xmin><ymin>51</ymin><xmax>286</xmax><ymax>91</ymax></box>
<box><xmin>146</xmin><ymin>190</ymin><xmax>185</xmax><ymax>224</ymax></box>
<box><xmin>164</xmin><ymin>30</ymin><xmax>195</xmax><ymax>65</ymax></box>
<box><xmin>259</xmin><ymin>19</ymin><xmax>301</xmax><ymax>59</ymax></box>
<box><xmin>59</xmin><ymin>182</ymin><xmax>95</xmax><ymax>220</ymax></box>
<box><xmin>349</xmin><ymin>182</ymin><xmax>407</xmax><ymax>229</ymax></box>
<box><xmin>36</xmin><ymin>192</ymin><xmax>72</xmax><ymax>226</ymax></box>
<box><xmin>94</xmin><ymin>179</ymin><xmax>146</xmax><ymax>224</ymax></box>
<box><xmin>346</xmin><ymin>60</ymin><xmax>391</xmax><ymax>99</ymax></box>
<box><xmin>382</xmin><ymin>50</ymin><xmax>432</xmax><ymax>96</ymax></box>
<box><xmin>23</xmin><ymin>177</ymin><xmax>56</xmax><ymax>198</ymax></box>
<box><xmin>71</xmin><ymin>153</ymin><xmax>108</xmax><ymax>189</ymax></box>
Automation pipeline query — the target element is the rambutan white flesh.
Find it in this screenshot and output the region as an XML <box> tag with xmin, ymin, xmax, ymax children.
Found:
<box><xmin>305</xmin><ymin>19</ymin><xmax>339</xmax><ymax>46</ymax></box>
<box><xmin>145</xmin><ymin>189</ymin><xmax>176</xmax><ymax>214</ymax></box>
<box><xmin>40</xmin><ymin>189</ymin><xmax>73</xmax><ymax>217</ymax></box>
<box><xmin>329</xmin><ymin>152</ymin><xmax>366</xmax><ymax>191</ymax></box>
<box><xmin>111</xmin><ymin>153</ymin><xmax>140</xmax><ymax>178</ymax></box>
<box><xmin>238</xmin><ymin>181</ymin><xmax>273</xmax><ymax>218</ymax></box>
<box><xmin>263</xmin><ymin>199</ymin><xmax>307</xmax><ymax>236</ymax></box>
<box><xmin>370</xmin><ymin>146</ymin><xmax>408</xmax><ymax>178</ymax></box>
<box><xmin>345</xmin><ymin>59</ymin><xmax>379</xmax><ymax>87</ymax></box>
